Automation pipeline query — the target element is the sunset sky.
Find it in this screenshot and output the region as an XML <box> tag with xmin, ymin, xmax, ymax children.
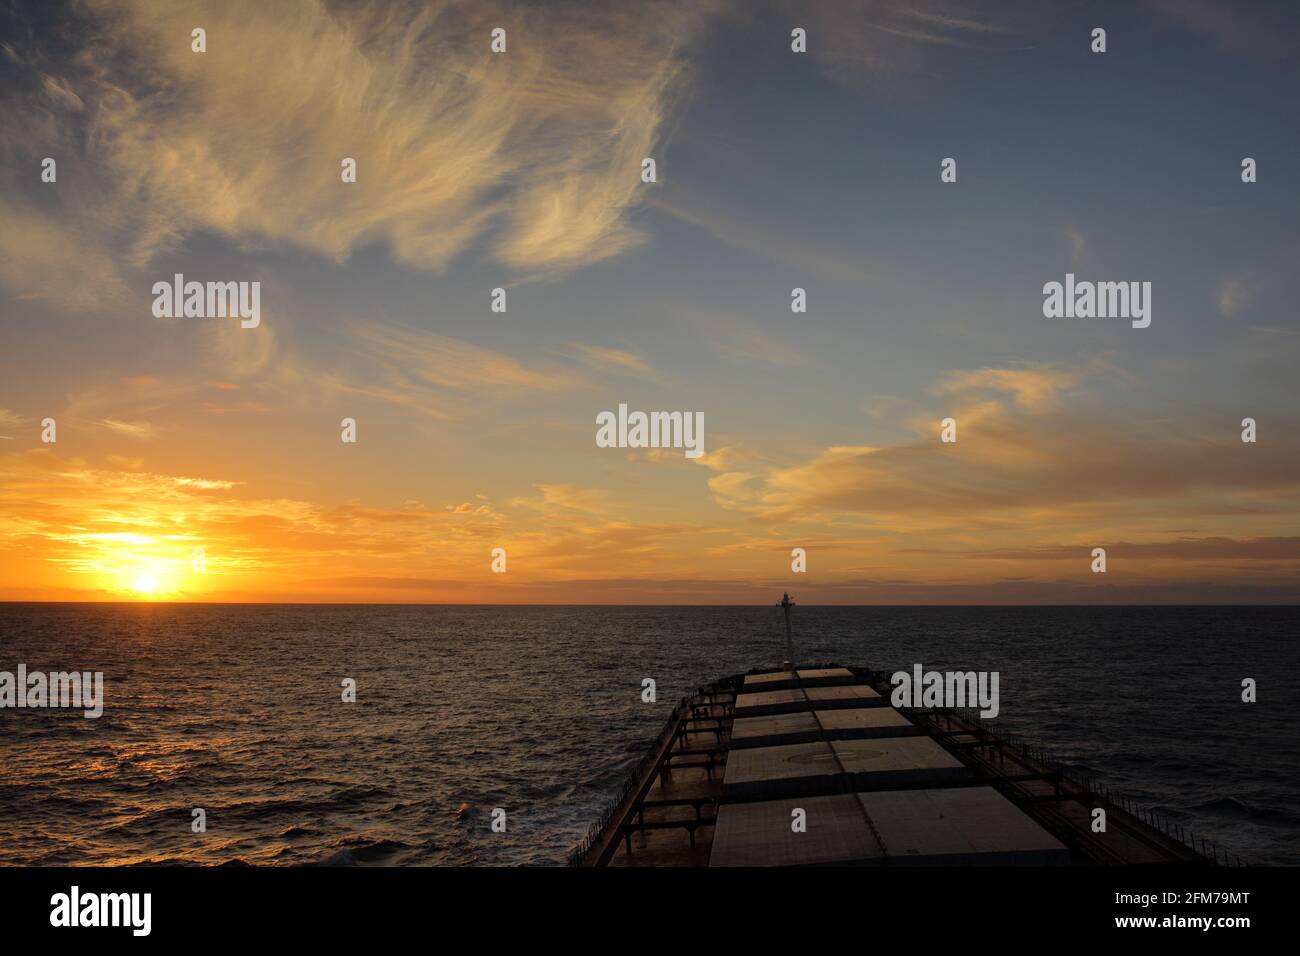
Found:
<box><xmin>1</xmin><ymin>0</ymin><xmax>1297</xmax><ymax>603</ymax></box>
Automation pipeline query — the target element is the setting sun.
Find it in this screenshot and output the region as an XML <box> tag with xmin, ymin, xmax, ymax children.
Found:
<box><xmin>130</xmin><ymin>574</ymin><xmax>158</xmax><ymax>594</ymax></box>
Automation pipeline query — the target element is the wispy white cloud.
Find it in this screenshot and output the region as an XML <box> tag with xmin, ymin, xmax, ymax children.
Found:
<box><xmin>564</xmin><ymin>343</ymin><xmax>658</xmax><ymax>379</ymax></box>
<box><xmin>0</xmin><ymin>0</ymin><xmax>721</xmax><ymax>310</ymax></box>
<box><xmin>930</xmin><ymin>358</ymin><xmax>1112</xmax><ymax>413</ymax></box>
<box><xmin>1140</xmin><ymin>0</ymin><xmax>1299</xmax><ymax>57</ymax></box>
<box><xmin>347</xmin><ymin>318</ymin><xmax>583</xmax><ymax>394</ymax></box>
<box><xmin>1218</xmin><ymin>276</ymin><xmax>1257</xmax><ymax>317</ymax></box>
<box><xmin>100</xmin><ymin>418</ymin><xmax>158</xmax><ymax>440</ymax></box>
<box><xmin>778</xmin><ymin>0</ymin><xmax>1043</xmax><ymax>82</ymax></box>
<box><xmin>648</xmin><ymin>187</ymin><xmax>875</xmax><ymax>284</ymax></box>
<box><xmin>1066</xmin><ymin>225</ymin><xmax>1087</xmax><ymax>266</ymax></box>
<box><xmin>678</xmin><ymin>305</ymin><xmax>806</xmax><ymax>367</ymax></box>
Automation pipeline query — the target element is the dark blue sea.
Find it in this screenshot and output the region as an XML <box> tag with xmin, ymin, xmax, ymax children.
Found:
<box><xmin>1</xmin><ymin>604</ymin><xmax>1296</xmax><ymax>865</ymax></box>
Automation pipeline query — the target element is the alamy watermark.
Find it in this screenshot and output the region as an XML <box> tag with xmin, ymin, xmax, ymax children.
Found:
<box><xmin>0</xmin><ymin>665</ymin><xmax>103</xmax><ymax>718</ymax></box>
<box><xmin>151</xmin><ymin>273</ymin><xmax>260</xmax><ymax>328</ymax></box>
<box><xmin>1042</xmin><ymin>273</ymin><xmax>1150</xmax><ymax>329</ymax></box>
<box><xmin>596</xmin><ymin>403</ymin><xmax>704</xmax><ymax>459</ymax></box>
<box><xmin>50</xmin><ymin>886</ymin><xmax>150</xmax><ymax>936</ymax></box>
<box><xmin>890</xmin><ymin>663</ymin><xmax>999</xmax><ymax>719</ymax></box>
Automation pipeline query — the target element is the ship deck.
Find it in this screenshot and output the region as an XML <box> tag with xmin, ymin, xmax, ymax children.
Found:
<box><xmin>574</xmin><ymin>665</ymin><xmax>1222</xmax><ymax>867</ymax></box>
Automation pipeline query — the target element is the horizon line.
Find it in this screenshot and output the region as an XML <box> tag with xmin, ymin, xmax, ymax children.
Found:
<box><xmin>2</xmin><ymin>600</ymin><xmax>1296</xmax><ymax>608</ymax></box>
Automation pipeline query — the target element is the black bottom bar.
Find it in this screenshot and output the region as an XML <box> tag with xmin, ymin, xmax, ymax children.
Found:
<box><xmin>2</xmin><ymin>865</ymin><xmax>1292</xmax><ymax>941</ymax></box>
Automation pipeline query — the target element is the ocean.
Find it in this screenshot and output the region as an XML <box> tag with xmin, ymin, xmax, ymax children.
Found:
<box><xmin>1</xmin><ymin>603</ymin><xmax>1296</xmax><ymax>866</ymax></box>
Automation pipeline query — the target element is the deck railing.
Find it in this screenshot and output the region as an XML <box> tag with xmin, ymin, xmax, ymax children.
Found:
<box><xmin>847</xmin><ymin>664</ymin><xmax>1244</xmax><ymax>866</ymax></box>
<box><xmin>565</xmin><ymin>692</ymin><xmax>691</xmax><ymax>866</ymax></box>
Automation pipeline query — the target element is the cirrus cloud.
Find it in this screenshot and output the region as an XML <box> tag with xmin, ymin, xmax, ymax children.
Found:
<box><xmin>0</xmin><ymin>0</ymin><xmax>720</xmax><ymax>310</ymax></box>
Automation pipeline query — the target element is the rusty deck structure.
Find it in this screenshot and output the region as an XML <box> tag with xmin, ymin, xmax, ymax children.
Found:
<box><xmin>572</xmin><ymin>664</ymin><xmax>1236</xmax><ymax>867</ymax></box>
